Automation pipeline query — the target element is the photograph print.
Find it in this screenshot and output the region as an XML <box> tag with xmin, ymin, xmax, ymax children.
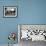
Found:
<box><xmin>3</xmin><ymin>6</ymin><xmax>17</xmax><ymax>17</ymax></box>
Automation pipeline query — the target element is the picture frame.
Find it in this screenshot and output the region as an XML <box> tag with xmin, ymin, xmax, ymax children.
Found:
<box><xmin>3</xmin><ymin>6</ymin><xmax>17</xmax><ymax>18</ymax></box>
<box><xmin>18</xmin><ymin>24</ymin><xmax>46</xmax><ymax>42</ymax></box>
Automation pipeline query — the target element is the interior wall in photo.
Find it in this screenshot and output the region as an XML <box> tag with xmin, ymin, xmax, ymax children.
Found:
<box><xmin>0</xmin><ymin>0</ymin><xmax>46</xmax><ymax>45</ymax></box>
<box><xmin>0</xmin><ymin>0</ymin><xmax>18</xmax><ymax>44</ymax></box>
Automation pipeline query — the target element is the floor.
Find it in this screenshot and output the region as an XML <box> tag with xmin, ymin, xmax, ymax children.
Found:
<box><xmin>19</xmin><ymin>39</ymin><xmax>46</xmax><ymax>46</ymax></box>
<box><xmin>0</xmin><ymin>40</ymin><xmax>46</xmax><ymax>46</ymax></box>
<box><xmin>0</xmin><ymin>44</ymin><xmax>18</xmax><ymax>46</ymax></box>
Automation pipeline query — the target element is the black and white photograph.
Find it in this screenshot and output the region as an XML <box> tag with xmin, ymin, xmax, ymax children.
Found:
<box><xmin>18</xmin><ymin>24</ymin><xmax>46</xmax><ymax>46</ymax></box>
<box><xmin>4</xmin><ymin>6</ymin><xmax>17</xmax><ymax>17</ymax></box>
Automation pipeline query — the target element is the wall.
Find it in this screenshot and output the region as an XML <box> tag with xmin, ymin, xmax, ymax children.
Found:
<box><xmin>0</xmin><ymin>0</ymin><xmax>46</xmax><ymax>45</ymax></box>
<box><xmin>18</xmin><ymin>0</ymin><xmax>46</xmax><ymax>24</ymax></box>
<box><xmin>0</xmin><ymin>0</ymin><xmax>18</xmax><ymax>44</ymax></box>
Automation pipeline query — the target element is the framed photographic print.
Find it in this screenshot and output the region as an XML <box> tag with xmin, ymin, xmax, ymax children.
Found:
<box><xmin>18</xmin><ymin>24</ymin><xmax>46</xmax><ymax>42</ymax></box>
<box><xmin>3</xmin><ymin>6</ymin><xmax>17</xmax><ymax>18</ymax></box>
